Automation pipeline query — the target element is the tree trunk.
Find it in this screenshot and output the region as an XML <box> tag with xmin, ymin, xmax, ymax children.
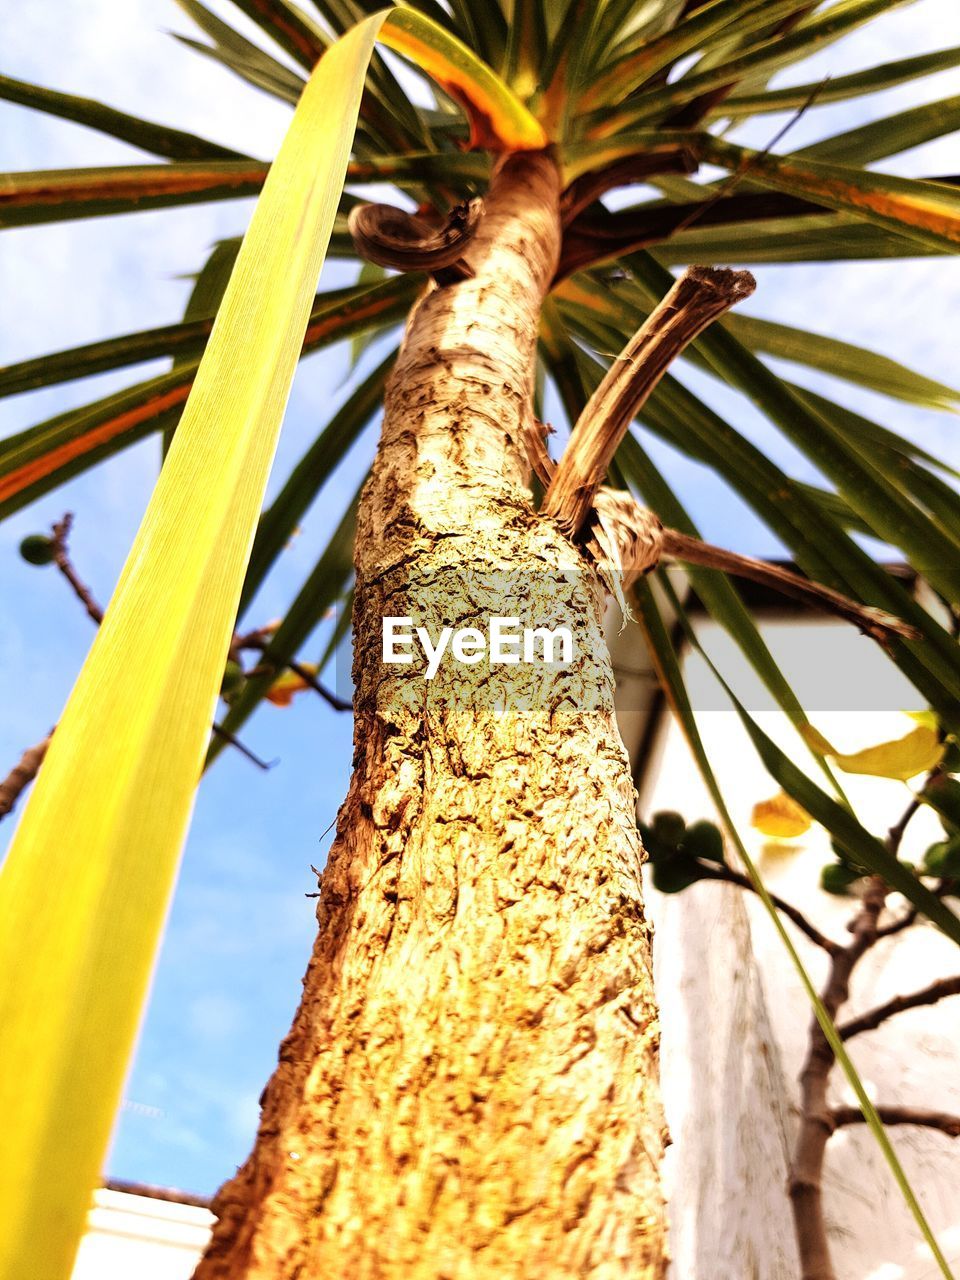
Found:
<box><xmin>194</xmin><ymin>151</ymin><xmax>667</xmax><ymax>1280</ymax></box>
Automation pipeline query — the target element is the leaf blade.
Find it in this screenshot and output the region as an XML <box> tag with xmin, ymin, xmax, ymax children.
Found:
<box><xmin>0</xmin><ymin>20</ymin><xmax>382</xmax><ymax>1278</ymax></box>
<box><xmin>0</xmin><ymin>72</ymin><xmax>248</xmax><ymax>161</ymax></box>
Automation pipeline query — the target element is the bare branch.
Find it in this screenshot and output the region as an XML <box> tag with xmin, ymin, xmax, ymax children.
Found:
<box><xmin>875</xmin><ymin>906</ymin><xmax>918</xmax><ymax>938</ymax></box>
<box><xmin>831</xmin><ymin>1105</ymin><xmax>960</xmax><ymax>1139</ymax></box>
<box><xmin>32</xmin><ymin>518</ymin><xmax>283</xmax><ymax>772</ymax></box>
<box><xmin>240</xmin><ymin>636</ymin><xmax>351</xmax><ymax>713</ymax></box>
<box><xmin>839</xmin><ymin>976</ymin><xmax>960</xmax><ymax>1041</ymax></box>
<box><xmin>695</xmin><ymin>863</ymin><xmax>841</xmax><ymax>955</ymax></box>
<box><xmin>542</xmin><ymin>267</ymin><xmax>755</xmax><ymax>537</ymax></box>
<box><xmin>576</xmin><ymin>493</ymin><xmax>916</xmax><ymax>648</ymax></box>
<box><xmin>51</xmin><ymin>513</ymin><xmax>103</xmax><ymax>625</ymax></box>
<box><xmin>662</xmin><ymin>529</ymin><xmax>919</xmax><ymax>645</ymax></box>
<box><xmin>789</xmin><ymin>785</ymin><xmax>932</xmax><ymax>1277</ymax></box>
<box><xmin>790</xmin><ymin>877</ymin><xmax>888</xmax><ymax>1279</ymax></box>
<box><xmin>887</xmin><ymin>795</ymin><xmax>922</xmax><ymax>853</ymax></box>
<box><xmin>348</xmin><ymin>199</ymin><xmax>482</xmax><ymax>284</ymax></box>
<box><xmin>0</xmin><ymin>734</ymin><xmax>52</xmax><ymax>822</ymax></box>
<box><xmin>209</xmin><ymin>725</ymin><xmax>276</xmax><ymax>772</ymax></box>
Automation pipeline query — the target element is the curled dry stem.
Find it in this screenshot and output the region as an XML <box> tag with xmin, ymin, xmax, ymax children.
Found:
<box><xmin>348</xmin><ymin>198</ymin><xmax>482</xmax><ymax>282</ymax></box>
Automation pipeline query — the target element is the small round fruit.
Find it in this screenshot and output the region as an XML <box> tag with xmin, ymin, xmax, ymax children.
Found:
<box><xmin>651</xmin><ymin>810</ymin><xmax>686</xmax><ymax>847</ymax></box>
<box><xmin>19</xmin><ymin>534</ymin><xmax>55</xmax><ymax>566</ymax></box>
<box><xmin>820</xmin><ymin>863</ymin><xmax>861</xmax><ymax>896</ymax></box>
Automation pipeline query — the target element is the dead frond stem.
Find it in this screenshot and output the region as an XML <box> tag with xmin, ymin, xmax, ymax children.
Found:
<box><xmin>541</xmin><ymin>266</ymin><xmax>755</xmax><ymax>538</ymax></box>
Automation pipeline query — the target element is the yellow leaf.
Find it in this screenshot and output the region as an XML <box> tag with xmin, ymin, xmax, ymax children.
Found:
<box><xmin>906</xmin><ymin>709</ymin><xmax>939</xmax><ymax>732</ymax></box>
<box><xmin>266</xmin><ymin>664</ymin><xmax>319</xmax><ymax>707</ymax></box>
<box><xmin>801</xmin><ymin>721</ymin><xmax>944</xmax><ymax>781</ymax></box>
<box><xmin>799</xmin><ymin>722</ymin><xmax>836</xmax><ymax>756</ymax></box>
<box><xmin>832</xmin><ymin>727</ymin><xmax>944</xmax><ymax>781</ymax></box>
<box><xmin>751</xmin><ymin>792</ymin><xmax>813</xmax><ymax>839</ymax></box>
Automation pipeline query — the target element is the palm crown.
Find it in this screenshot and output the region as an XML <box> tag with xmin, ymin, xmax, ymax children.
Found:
<box><xmin>4</xmin><ymin>0</ymin><xmax>959</xmax><ymax>748</ymax></box>
<box><xmin>2</xmin><ymin>4</ymin><xmax>960</xmax><ymax>1275</ymax></box>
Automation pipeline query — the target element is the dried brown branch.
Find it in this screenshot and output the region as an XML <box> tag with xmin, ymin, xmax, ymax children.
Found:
<box><xmin>0</xmin><ymin>734</ymin><xmax>52</xmax><ymax>822</ymax></box>
<box><xmin>348</xmin><ymin>199</ymin><xmax>482</xmax><ymax>283</ymax></box>
<box><xmin>541</xmin><ymin>266</ymin><xmax>755</xmax><ymax>537</ymax></box>
<box><xmin>662</xmin><ymin>529</ymin><xmax>919</xmax><ymax>645</ymax></box>
<box><xmin>694</xmin><ymin>862</ymin><xmax>841</xmax><ymax>955</ymax></box>
<box><xmin>560</xmin><ymin>146</ymin><xmax>698</xmax><ymax>227</ymax></box>
<box><xmin>839</xmin><ymin>975</ymin><xmax>960</xmax><ymax>1041</ymax></box>
<box><xmin>558</xmin><ymin>484</ymin><xmax>919</xmax><ymax>648</ymax></box>
<box><xmin>51</xmin><ymin>513</ymin><xmax>103</xmax><ymax>625</ymax></box>
<box><xmin>831</xmin><ymin>1105</ymin><xmax>960</xmax><ymax>1138</ymax></box>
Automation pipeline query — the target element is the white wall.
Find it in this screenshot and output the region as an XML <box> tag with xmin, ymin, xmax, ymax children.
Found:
<box><xmin>72</xmin><ymin>1189</ymin><xmax>212</xmax><ymax>1280</ymax></box>
<box><xmin>620</xmin><ymin>612</ymin><xmax>960</xmax><ymax>1279</ymax></box>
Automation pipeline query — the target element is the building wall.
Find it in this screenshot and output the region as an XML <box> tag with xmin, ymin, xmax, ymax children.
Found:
<box><xmin>72</xmin><ymin>1188</ymin><xmax>212</xmax><ymax>1280</ymax></box>
<box><xmin>616</xmin><ymin>611</ymin><xmax>960</xmax><ymax>1280</ymax></box>
<box><xmin>72</xmin><ymin>610</ymin><xmax>959</xmax><ymax>1280</ymax></box>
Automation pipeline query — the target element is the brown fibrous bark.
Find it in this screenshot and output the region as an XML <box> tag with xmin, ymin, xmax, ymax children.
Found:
<box><xmin>196</xmin><ymin>151</ymin><xmax>667</xmax><ymax>1280</ymax></box>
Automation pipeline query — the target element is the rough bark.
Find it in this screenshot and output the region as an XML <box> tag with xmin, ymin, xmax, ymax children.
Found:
<box><xmin>194</xmin><ymin>150</ymin><xmax>666</xmax><ymax>1280</ymax></box>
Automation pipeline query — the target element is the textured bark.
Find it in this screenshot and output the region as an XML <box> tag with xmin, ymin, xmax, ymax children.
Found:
<box><xmin>195</xmin><ymin>152</ymin><xmax>667</xmax><ymax>1280</ymax></box>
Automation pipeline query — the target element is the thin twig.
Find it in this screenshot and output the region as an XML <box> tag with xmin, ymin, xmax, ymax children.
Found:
<box><xmin>50</xmin><ymin>513</ymin><xmax>103</xmax><ymax>625</ymax></box>
<box><xmin>557</xmin><ymin>76</ymin><xmax>827</xmax><ymax>280</ymax></box>
<box><xmin>661</xmin><ymin>78</ymin><xmax>829</xmax><ymax>240</ymax></box>
<box><xmin>886</xmin><ymin>795</ymin><xmax>922</xmax><ymax>850</ymax></box>
<box><xmin>209</xmin><ymin>725</ymin><xmax>276</xmax><ymax>771</ymax></box>
<box><xmin>694</xmin><ymin>862</ymin><xmax>841</xmax><ymax>955</ymax></box>
<box><xmin>839</xmin><ymin>975</ymin><xmax>960</xmax><ymax>1041</ymax></box>
<box><xmin>831</xmin><ymin>1105</ymin><xmax>960</xmax><ymax>1139</ymax></box>
<box><xmin>875</xmin><ymin>906</ymin><xmax>918</xmax><ymax>938</ymax></box>
<box><xmin>541</xmin><ymin>266</ymin><xmax>755</xmax><ymax>537</ymax></box>
<box><xmin>41</xmin><ymin>514</ymin><xmax>274</xmax><ymax>771</ymax></box>
<box><xmin>0</xmin><ymin>733</ymin><xmax>52</xmax><ymax>822</ymax></box>
<box><xmin>241</xmin><ymin>636</ymin><xmax>351</xmax><ymax>712</ymax></box>
<box><xmin>556</xmin><ymin>175</ymin><xmax>960</xmax><ymax>280</ymax></box>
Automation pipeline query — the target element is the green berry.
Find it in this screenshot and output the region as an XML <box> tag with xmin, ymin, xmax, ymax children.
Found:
<box><xmin>651</xmin><ymin>810</ymin><xmax>686</xmax><ymax>848</ymax></box>
<box><xmin>19</xmin><ymin>534</ymin><xmax>55</xmax><ymax>566</ymax></box>
<box><xmin>922</xmin><ymin>835</ymin><xmax>960</xmax><ymax>878</ymax></box>
<box><xmin>652</xmin><ymin>858</ymin><xmax>707</xmax><ymax>895</ymax></box>
<box><xmin>820</xmin><ymin>863</ymin><xmax>862</xmax><ymax>896</ymax></box>
<box><xmin>680</xmin><ymin>820</ymin><xmax>725</xmax><ymax>864</ymax></box>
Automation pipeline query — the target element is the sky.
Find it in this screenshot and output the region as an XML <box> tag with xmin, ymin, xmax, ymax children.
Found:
<box><xmin>1</xmin><ymin>0</ymin><xmax>959</xmax><ymax>1197</ymax></box>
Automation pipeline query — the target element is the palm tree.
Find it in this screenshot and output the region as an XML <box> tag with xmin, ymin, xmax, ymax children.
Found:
<box><xmin>2</xmin><ymin>2</ymin><xmax>960</xmax><ymax>1278</ymax></box>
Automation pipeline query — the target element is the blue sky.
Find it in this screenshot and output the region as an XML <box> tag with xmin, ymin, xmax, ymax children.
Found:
<box><xmin>1</xmin><ymin>1</ymin><xmax>959</xmax><ymax>1196</ymax></box>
